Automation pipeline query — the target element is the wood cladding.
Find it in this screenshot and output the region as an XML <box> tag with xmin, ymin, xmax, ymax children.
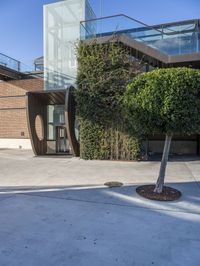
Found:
<box><xmin>26</xmin><ymin>87</ymin><xmax>80</xmax><ymax>157</ymax></box>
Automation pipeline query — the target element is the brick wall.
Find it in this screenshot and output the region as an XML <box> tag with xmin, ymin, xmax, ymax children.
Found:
<box><xmin>0</xmin><ymin>78</ymin><xmax>43</xmax><ymax>97</ymax></box>
<box><xmin>0</xmin><ymin>109</ymin><xmax>28</xmax><ymax>138</ymax></box>
<box><xmin>0</xmin><ymin>97</ymin><xmax>26</xmax><ymax>109</ymax></box>
<box><xmin>0</xmin><ymin>78</ymin><xmax>44</xmax><ymax>139</ymax></box>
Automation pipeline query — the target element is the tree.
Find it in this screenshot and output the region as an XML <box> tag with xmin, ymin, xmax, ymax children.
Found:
<box><xmin>124</xmin><ymin>68</ymin><xmax>200</xmax><ymax>193</ymax></box>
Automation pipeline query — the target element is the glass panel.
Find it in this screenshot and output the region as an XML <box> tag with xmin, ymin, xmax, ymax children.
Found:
<box><xmin>0</xmin><ymin>53</ymin><xmax>20</xmax><ymax>71</ymax></box>
<box><xmin>56</xmin><ymin>127</ymin><xmax>71</xmax><ymax>153</ymax></box>
<box><xmin>44</xmin><ymin>0</ymin><xmax>96</xmax><ymax>90</ymax></box>
<box><xmin>47</xmin><ymin>105</ymin><xmax>65</xmax><ymax>140</ymax></box>
<box><xmin>80</xmin><ymin>15</ymin><xmax>162</xmax><ymax>40</ymax></box>
<box><xmin>0</xmin><ymin>53</ymin><xmax>35</xmax><ymax>73</ymax></box>
<box><xmin>80</xmin><ymin>15</ymin><xmax>200</xmax><ymax>56</ymax></box>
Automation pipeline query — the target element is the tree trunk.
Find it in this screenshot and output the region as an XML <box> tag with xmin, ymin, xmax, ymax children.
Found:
<box><xmin>154</xmin><ymin>133</ymin><xmax>172</xmax><ymax>193</ymax></box>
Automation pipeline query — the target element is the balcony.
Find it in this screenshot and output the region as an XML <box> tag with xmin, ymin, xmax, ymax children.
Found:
<box><xmin>80</xmin><ymin>15</ymin><xmax>200</xmax><ymax>67</ymax></box>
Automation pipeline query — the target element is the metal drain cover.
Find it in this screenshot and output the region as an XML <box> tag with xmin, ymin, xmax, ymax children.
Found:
<box><xmin>104</xmin><ymin>181</ymin><xmax>123</xmax><ymax>188</ymax></box>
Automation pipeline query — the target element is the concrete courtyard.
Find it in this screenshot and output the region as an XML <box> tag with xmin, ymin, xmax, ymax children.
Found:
<box><xmin>0</xmin><ymin>149</ymin><xmax>200</xmax><ymax>266</ymax></box>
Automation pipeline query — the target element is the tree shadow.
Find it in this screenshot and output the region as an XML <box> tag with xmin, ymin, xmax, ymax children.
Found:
<box><xmin>0</xmin><ymin>181</ymin><xmax>199</xmax><ymax>215</ymax></box>
<box><xmin>0</xmin><ymin>182</ymin><xmax>200</xmax><ymax>265</ymax></box>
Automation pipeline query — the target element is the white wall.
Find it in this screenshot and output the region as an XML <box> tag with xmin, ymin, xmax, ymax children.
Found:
<box><xmin>0</xmin><ymin>139</ymin><xmax>32</xmax><ymax>150</ymax></box>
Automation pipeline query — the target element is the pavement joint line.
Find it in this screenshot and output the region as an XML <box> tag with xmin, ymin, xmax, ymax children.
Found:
<box><xmin>15</xmin><ymin>192</ymin><xmax>200</xmax><ymax>216</ymax></box>
<box><xmin>0</xmin><ymin>182</ymin><xmax>188</xmax><ymax>192</ymax></box>
<box><xmin>0</xmin><ymin>185</ymin><xmax>106</xmax><ymax>193</ymax></box>
<box><xmin>184</xmin><ymin>162</ymin><xmax>200</xmax><ymax>191</ymax></box>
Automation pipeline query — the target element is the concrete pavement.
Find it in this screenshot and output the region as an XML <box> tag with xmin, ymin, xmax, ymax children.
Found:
<box><xmin>0</xmin><ymin>149</ymin><xmax>200</xmax><ymax>266</ymax></box>
<box><xmin>0</xmin><ymin>149</ymin><xmax>199</xmax><ymax>187</ymax></box>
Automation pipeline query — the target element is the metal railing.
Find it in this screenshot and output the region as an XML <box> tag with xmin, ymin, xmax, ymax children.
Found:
<box><xmin>80</xmin><ymin>14</ymin><xmax>200</xmax><ymax>56</ymax></box>
<box><xmin>0</xmin><ymin>52</ymin><xmax>21</xmax><ymax>72</ymax></box>
<box><xmin>80</xmin><ymin>14</ymin><xmax>164</xmax><ymax>35</ymax></box>
<box><xmin>0</xmin><ymin>52</ymin><xmax>43</xmax><ymax>75</ymax></box>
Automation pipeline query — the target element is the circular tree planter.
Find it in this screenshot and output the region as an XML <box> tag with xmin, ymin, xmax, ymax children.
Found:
<box><xmin>136</xmin><ymin>185</ymin><xmax>181</xmax><ymax>201</ymax></box>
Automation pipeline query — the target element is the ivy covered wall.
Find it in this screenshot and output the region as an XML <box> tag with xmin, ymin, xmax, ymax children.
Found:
<box><xmin>76</xmin><ymin>41</ymin><xmax>141</xmax><ymax>160</ymax></box>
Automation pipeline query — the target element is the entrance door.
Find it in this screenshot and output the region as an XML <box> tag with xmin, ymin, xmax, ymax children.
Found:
<box><xmin>56</xmin><ymin>126</ymin><xmax>69</xmax><ymax>154</ymax></box>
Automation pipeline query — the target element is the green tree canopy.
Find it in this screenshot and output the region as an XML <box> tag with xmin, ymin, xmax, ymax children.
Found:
<box><xmin>124</xmin><ymin>67</ymin><xmax>200</xmax><ymax>135</ymax></box>
<box><xmin>124</xmin><ymin>67</ymin><xmax>200</xmax><ymax>193</ymax></box>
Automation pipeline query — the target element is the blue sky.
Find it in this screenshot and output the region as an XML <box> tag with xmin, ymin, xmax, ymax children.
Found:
<box><xmin>0</xmin><ymin>0</ymin><xmax>199</xmax><ymax>66</ymax></box>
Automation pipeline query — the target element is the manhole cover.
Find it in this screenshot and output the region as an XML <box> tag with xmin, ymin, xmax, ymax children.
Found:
<box><xmin>104</xmin><ymin>181</ymin><xmax>123</xmax><ymax>188</ymax></box>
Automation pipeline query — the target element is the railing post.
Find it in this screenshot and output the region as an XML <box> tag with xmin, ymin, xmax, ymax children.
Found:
<box><xmin>197</xmin><ymin>20</ymin><xmax>200</xmax><ymax>53</ymax></box>
<box><xmin>18</xmin><ymin>61</ymin><xmax>21</xmax><ymax>72</ymax></box>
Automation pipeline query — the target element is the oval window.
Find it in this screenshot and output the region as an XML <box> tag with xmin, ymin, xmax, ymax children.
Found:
<box><xmin>35</xmin><ymin>115</ymin><xmax>44</xmax><ymax>141</ymax></box>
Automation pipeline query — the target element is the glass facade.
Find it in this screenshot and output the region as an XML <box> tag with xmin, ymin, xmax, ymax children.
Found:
<box><xmin>47</xmin><ymin>105</ymin><xmax>69</xmax><ymax>154</ymax></box>
<box><xmin>44</xmin><ymin>0</ymin><xmax>96</xmax><ymax>154</ymax></box>
<box><xmin>44</xmin><ymin>0</ymin><xmax>96</xmax><ymax>90</ymax></box>
<box><xmin>80</xmin><ymin>15</ymin><xmax>200</xmax><ymax>57</ymax></box>
<box><xmin>47</xmin><ymin>105</ymin><xmax>65</xmax><ymax>140</ymax></box>
<box><xmin>131</xmin><ymin>21</ymin><xmax>200</xmax><ymax>56</ymax></box>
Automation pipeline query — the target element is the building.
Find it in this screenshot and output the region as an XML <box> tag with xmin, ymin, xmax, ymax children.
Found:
<box><xmin>0</xmin><ymin>0</ymin><xmax>200</xmax><ymax>156</ymax></box>
<box><xmin>0</xmin><ymin>52</ymin><xmax>44</xmax><ymax>149</ymax></box>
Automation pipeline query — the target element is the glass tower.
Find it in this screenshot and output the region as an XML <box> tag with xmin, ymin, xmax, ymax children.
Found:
<box><xmin>44</xmin><ymin>0</ymin><xmax>96</xmax><ymax>90</ymax></box>
<box><xmin>43</xmin><ymin>0</ymin><xmax>95</xmax><ymax>154</ymax></box>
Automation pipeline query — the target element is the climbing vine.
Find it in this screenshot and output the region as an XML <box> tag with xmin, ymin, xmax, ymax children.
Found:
<box><xmin>76</xmin><ymin>40</ymin><xmax>142</xmax><ymax>160</ymax></box>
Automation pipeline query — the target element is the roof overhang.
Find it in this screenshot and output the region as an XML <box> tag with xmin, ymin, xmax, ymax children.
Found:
<box><xmin>83</xmin><ymin>34</ymin><xmax>200</xmax><ymax>68</ymax></box>
<box><xmin>0</xmin><ymin>65</ymin><xmax>27</xmax><ymax>81</ymax></box>
<box><xmin>26</xmin><ymin>90</ymin><xmax>67</xmax><ymax>105</ymax></box>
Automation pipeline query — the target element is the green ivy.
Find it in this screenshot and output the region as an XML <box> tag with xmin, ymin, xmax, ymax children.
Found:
<box><xmin>76</xmin><ymin>41</ymin><xmax>141</xmax><ymax>160</ymax></box>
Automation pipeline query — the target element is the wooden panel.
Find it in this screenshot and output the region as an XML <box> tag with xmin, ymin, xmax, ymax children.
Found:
<box><xmin>65</xmin><ymin>87</ymin><xmax>80</xmax><ymax>157</ymax></box>
<box><xmin>26</xmin><ymin>92</ymin><xmax>47</xmax><ymax>155</ymax></box>
<box><xmin>27</xmin><ymin>88</ymin><xmax>80</xmax><ymax>156</ymax></box>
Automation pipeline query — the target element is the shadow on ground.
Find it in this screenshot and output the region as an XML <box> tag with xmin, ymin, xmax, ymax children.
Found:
<box><xmin>149</xmin><ymin>154</ymin><xmax>200</xmax><ymax>162</ymax></box>
<box><xmin>0</xmin><ymin>182</ymin><xmax>200</xmax><ymax>266</ymax></box>
<box><xmin>0</xmin><ymin>181</ymin><xmax>199</xmax><ymax>215</ymax></box>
